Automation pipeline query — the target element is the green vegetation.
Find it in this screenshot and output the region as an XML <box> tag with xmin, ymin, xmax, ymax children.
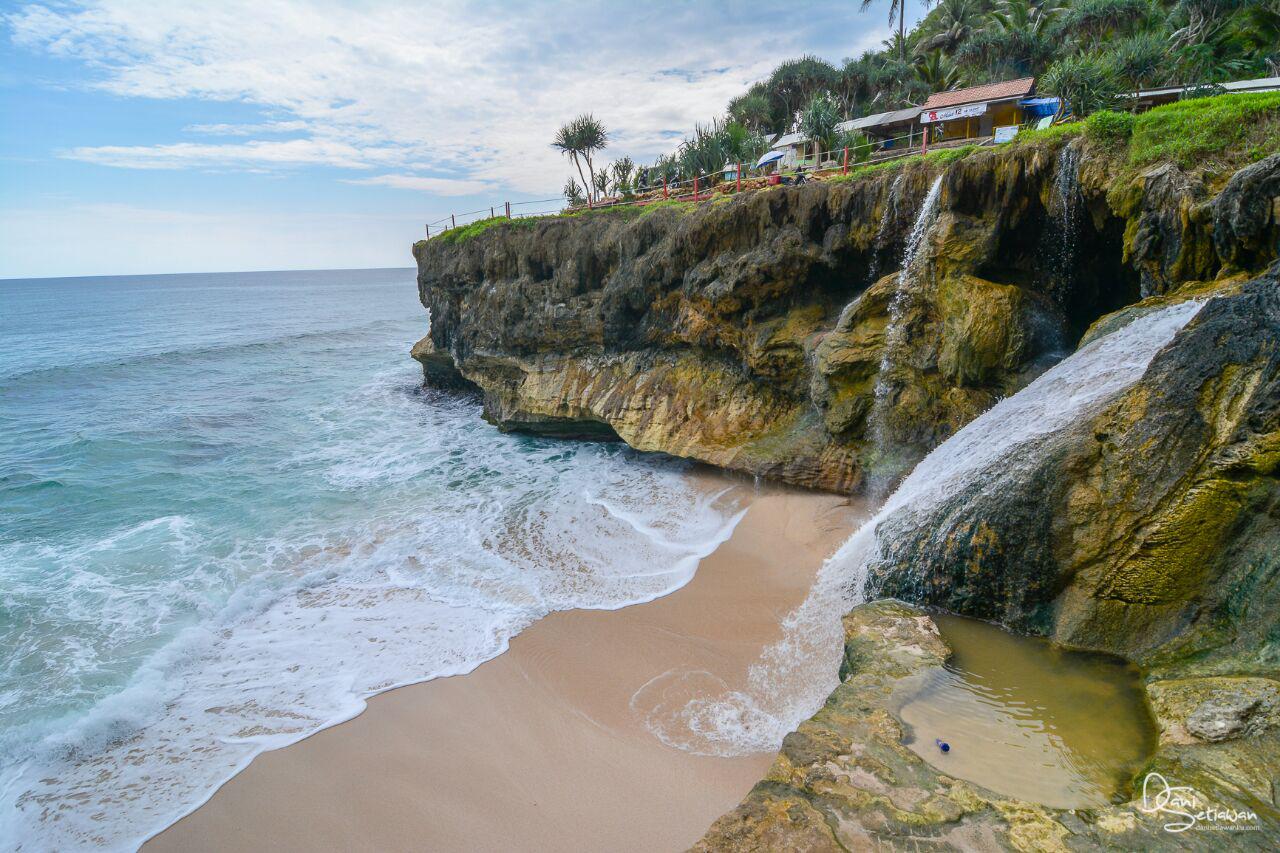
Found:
<box><xmin>828</xmin><ymin>143</ymin><xmax>982</xmax><ymax>183</ymax></box>
<box><xmin>637</xmin><ymin>199</ymin><xmax>696</xmax><ymax>217</ymax></box>
<box><xmin>433</xmin><ymin>216</ymin><xmax>539</xmax><ymax>245</ymax></box>
<box><xmin>552</xmin><ymin>114</ymin><xmax>608</xmax><ymax>205</ymax></box>
<box><xmin>1084</xmin><ymin>109</ymin><xmax>1136</xmax><ymax>144</ymax></box>
<box><xmin>643</xmin><ymin>0</ymin><xmax>1276</xmax><ymax>195</ymax></box>
<box><xmin>719</xmin><ymin>0</ymin><xmax>1280</xmax><ymax>135</ymax></box>
<box><xmin>1127</xmin><ymin>90</ymin><xmax>1280</xmax><ymax>167</ymax></box>
<box><xmin>1010</xmin><ymin>119</ymin><xmax>1084</xmax><ymax>145</ymax></box>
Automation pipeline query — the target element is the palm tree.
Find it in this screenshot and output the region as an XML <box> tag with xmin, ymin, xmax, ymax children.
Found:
<box><xmin>981</xmin><ymin>0</ymin><xmax>1066</xmax><ymax>74</ymax></box>
<box><xmin>574</xmin><ymin>115</ymin><xmax>608</xmax><ymax>203</ymax></box>
<box><xmin>913</xmin><ymin>51</ymin><xmax>966</xmax><ymax>90</ymax></box>
<box><xmin>860</xmin><ymin>0</ymin><xmax>930</xmax><ymax>61</ymax></box>
<box><xmin>916</xmin><ymin>0</ymin><xmax>981</xmax><ymax>54</ymax></box>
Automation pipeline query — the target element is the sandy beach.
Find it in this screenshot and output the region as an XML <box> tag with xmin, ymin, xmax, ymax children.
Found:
<box><xmin>145</xmin><ymin>482</ymin><xmax>859</xmax><ymax>852</ymax></box>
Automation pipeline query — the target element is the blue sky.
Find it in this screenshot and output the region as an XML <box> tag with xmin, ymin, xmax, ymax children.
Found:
<box><xmin>0</xmin><ymin>1</ymin><xmax>924</xmax><ymax>279</ymax></box>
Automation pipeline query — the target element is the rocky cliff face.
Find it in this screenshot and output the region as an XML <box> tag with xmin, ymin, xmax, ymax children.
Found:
<box><xmin>414</xmin><ymin>142</ymin><xmax>1280</xmax><ymax>849</ymax></box>
<box><xmin>413</xmin><ymin>144</ymin><xmax>1279</xmax><ymax>493</ymax></box>
<box><xmin>869</xmin><ymin>273</ymin><xmax>1280</xmax><ymax>673</ymax></box>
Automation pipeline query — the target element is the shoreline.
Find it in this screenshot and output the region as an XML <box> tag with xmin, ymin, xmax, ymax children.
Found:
<box><xmin>145</xmin><ymin>482</ymin><xmax>859</xmax><ymax>852</ymax></box>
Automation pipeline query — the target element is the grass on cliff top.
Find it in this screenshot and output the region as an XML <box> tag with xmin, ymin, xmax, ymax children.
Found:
<box><xmin>1010</xmin><ymin>120</ymin><xmax>1083</xmax><ymax>147</ymax></box>
<box><xmin>432</xmin><ymin>215</ymin><xmax>541</xmax><ymax>244</ymax></box>
<box><xmin>1127</xmin><ymin>91</ymin><xmax>1280</xmax><ymax>170</ymax></box>
<box><xmin>426</xmin><ymin>201</ymin><xmax>664</xmax><ymax>245</ymax></box>
<box><xmin>828</xmin><ymin>144</ymin><xmax>980</xmax><ymax>184</ymax></box>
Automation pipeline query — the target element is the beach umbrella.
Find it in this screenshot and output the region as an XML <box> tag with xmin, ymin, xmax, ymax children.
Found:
<box><xmin>755</xmin><ymin>149</ymin><xmax>784</xmax><ymax>169</ymax></box>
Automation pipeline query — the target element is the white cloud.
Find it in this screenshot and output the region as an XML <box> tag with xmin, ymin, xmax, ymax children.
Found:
<box><xmin>342</xmin><ymin>174</ymin><xmax>494</xmax><ymax>196</ymax></box>
<box><xmin>183</xmin><ymin>120</ymin><xmax>310</xmax><ymax>136</ymax></box>
<box><xmin>7</xmin><ymin>1</ymin><xmax>895</xmax><ymax>195</ymax></box>
<box><xmin>61</xmin><ymin>138</ymin><xmax>405</xmax><ymax>170</ymax></box>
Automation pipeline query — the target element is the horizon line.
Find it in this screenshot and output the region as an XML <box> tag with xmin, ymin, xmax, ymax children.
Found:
<box><xmin>0</xmin><ymin>265</ymin><xmax>419</xmax><ymax>284</ymax></box>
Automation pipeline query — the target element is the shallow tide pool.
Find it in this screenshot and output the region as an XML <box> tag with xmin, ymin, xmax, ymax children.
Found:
<box><xmin>894</xmin><ymin>613</ymin><xmax>1158</xmax><ymax>809</ymax></box>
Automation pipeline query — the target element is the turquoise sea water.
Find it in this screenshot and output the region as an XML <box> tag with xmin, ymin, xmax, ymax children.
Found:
<box><xmin>0</xmin><ymin>269</ymin><xmax>742</xmax><ymax>850</ymax></box>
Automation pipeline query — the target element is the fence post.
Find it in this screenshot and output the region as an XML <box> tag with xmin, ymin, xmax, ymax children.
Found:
<box><xmin>693</xmin><ymin>174</ymin><xmax>699</xmax><ymax>200</ymax></box>
<box><xmin>663</xmin><ymin>178</ymin><xmax>668</xmax><ymax>199</ymax></box>
<box><xmin>451</xmin><ymin>213</ymin><xmax>456</xmax><ymax>228</ymax></box>
<box><xmin>490</xmin><ymin>206</ymin><xmax>495</xmax><ymax>219</ymax></box>
<box><xmin>736</xmin><ymin>163</ymin><xmax>741</xmax><ymax>192</ymax></box>
<box><xmin>425</xmin><ymin>224</ymin><xmax>430</xmax><ymax>238</ymax></box>
<box><xmin>505</xmin><ymin>201</ymin><xmax>511</xmax><ymax>218</ymax></box>
<box><xmin>842</xmin><ymin>147</ymin><xmax>848</xmax><ymax>175</ymax></box>
<box><xmin>922</xmin><ymin>126</ymin><xmax>929</xmax><ymax>155</ymax></box>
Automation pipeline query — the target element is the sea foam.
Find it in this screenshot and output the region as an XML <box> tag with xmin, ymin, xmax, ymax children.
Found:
<box><xmin>0</xmin><ymin>271</ymin><xmax>744</xmax><ymax>851</ymax></box>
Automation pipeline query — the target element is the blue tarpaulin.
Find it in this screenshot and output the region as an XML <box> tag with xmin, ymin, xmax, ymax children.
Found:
<box><xmin>1019</xmin><ymin>97</ymin><xmax>1061</xmax><ymax>118</ymax></box>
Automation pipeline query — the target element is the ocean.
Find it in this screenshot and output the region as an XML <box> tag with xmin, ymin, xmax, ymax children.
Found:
<box><xmin>0</xmin><ymin>268</ymin><xmax>744</xmax><ymax>850</ymax></box>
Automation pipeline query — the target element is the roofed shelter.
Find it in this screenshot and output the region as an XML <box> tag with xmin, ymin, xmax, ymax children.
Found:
<box><xmin>836</xmin><ymin>106</ymin><xmax>923</xmax><ymax>151</ymax></box>
<box><xmin>920</xmin><ymin>77</ymin><xmax>1037</xmax><ymax>142</ymax></box>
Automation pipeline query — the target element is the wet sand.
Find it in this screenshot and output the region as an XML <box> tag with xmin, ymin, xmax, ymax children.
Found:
<box><xmin>146</xmin><ymin>484</ymin><xmax>858</xmax><ymax>852</ymax></box>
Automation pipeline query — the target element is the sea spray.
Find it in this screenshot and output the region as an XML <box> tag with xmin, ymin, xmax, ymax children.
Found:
<box><xmin>866</xmin><ymin>174</ymin><xmax>945</xmax><ymax>498</ymax></box>
<box><xmin>637</xmin><ymin>298</ymin><xmax>1205</xmax><ymax>757</ymax></box>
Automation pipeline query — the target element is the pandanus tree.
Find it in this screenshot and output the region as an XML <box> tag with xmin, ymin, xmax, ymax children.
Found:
<box><xmin>727</xmin><ymin>89</ymin><xmax>776</xmax><ymax>136</ymax></box>
<box><xmin>1104</xmin><ymin>31</ymin><xmax>1167</xmax><ymax>95</ymax></box>
<box><xmin>798</xmin><ymin>92</ymin><xmax>842</xmax><ymax>163</ymax></box>
<box><xmin>552</xmin><ymin>114</ymin><xmax>609</xmax><ymax>204</ymax></box>
<box><xmin>766</xmin><ymin>56</ymin><xmax>841</xmax><ymax>130</ymax></box>
<box><xmin>563</xmin><ymin>177</ymin><xmax>584</xmax><ymax>207</ymax></box>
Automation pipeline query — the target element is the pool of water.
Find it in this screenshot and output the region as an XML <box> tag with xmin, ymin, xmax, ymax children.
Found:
<box><xmin>893</xmin><ymin>613</ymin><xmax>1157</xmax><ymax>809</ymax></box>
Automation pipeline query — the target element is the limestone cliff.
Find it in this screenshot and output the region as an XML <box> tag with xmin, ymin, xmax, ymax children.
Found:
<box><xmin>413</xmin><ymin>144</ymin><xmax>1279</xmax><ymax>493</ymax></box>
<box><xmin>412</xmin><ymin>139</ymin><xmax>1280</xmax><ymax>849</ymax></box>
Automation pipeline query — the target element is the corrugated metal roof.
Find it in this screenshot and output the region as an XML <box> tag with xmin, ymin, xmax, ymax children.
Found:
<box><xmin>837</xmin><ymin>106</ymin><xmax>919</xmax><ymax>131</ymax></box>
<box><xmin>771</xmin><ymin>131</ymin><xmax>806</xmax><ymax>149</ymax></box>
<box><xmin>1131</xmin><ymin>76</ymin><xmax>1280</xmax><ymax>99</ymax></box>
<box><xmin>922</xmin><ymin>77</ymin><xmax>1035</xmax><ymax>110</ymax></box>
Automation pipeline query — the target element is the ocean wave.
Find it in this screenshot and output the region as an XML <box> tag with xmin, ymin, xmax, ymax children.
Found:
<box><xmin>0</xmin><ymin>383</ymin><xmax>744</xmax><ymax>852</ymax></box>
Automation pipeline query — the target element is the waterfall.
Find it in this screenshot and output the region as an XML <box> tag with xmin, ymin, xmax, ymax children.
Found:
<box><xmin>866</xmin><ymin>174</ymin><xmax>945</xmax><ymax>498</ymax></box>
<box><xmin>639</xmin><ymin>298</ymin><xmax>1204</xmax><ymax>758</ymax></box>
<box><xmin>865</xmin><ymin>173</ymin><xmax>905</xmax><ymax>285</ymax></box>
<box><xmin>1046</xmin><ymin>139</ymin><xmax>1083</xmax><ymax>300</ymax></box>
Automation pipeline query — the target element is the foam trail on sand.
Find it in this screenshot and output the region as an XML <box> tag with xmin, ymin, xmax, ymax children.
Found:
<box><xmin>0</xmin><ymin>271</ymin><xmax>746</xmax><ymax>851</ymax></box>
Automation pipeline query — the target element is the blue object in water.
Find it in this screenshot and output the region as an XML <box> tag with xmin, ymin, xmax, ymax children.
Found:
<box><xmin>936</xmin><ymin>739</ymin><xmax>951</xmax><ymax>753</ymax></box>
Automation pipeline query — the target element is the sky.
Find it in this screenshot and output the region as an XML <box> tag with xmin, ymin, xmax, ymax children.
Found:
<box><xmin>0</xmin><ymin>1</ymin><xmax>926</xmax><ymax>279</ymax></box>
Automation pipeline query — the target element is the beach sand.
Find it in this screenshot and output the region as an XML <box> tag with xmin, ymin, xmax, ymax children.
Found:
<box><xmin>145</xmin><ymin>482</ymin><xmax>859</xmax><ymax>852</ymax></box>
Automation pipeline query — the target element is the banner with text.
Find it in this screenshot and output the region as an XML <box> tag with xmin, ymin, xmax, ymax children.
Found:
<box><xmin>921</xmin><ymin>102</ymin><xmax>987</xmax><ymax>123</ymax></box>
